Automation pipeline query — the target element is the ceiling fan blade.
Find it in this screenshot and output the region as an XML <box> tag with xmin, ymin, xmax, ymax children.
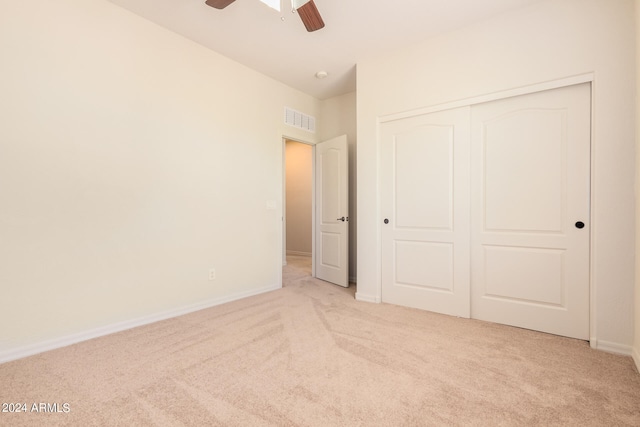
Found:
<box><xmin>205</xmin><ymin>0</ymin><xmax>237</xmax><ymax>9</ymax></box>
<box><xmin>296</xmin><ymin>0</ymin><xmax>325</xmax><ymax>32</ymax></box>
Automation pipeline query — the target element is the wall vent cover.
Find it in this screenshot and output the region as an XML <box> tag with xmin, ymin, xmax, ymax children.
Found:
<box><xmin>284</xmin><ymin>107</ymin><xmax>316</xmax><ymax>133</ymax></box>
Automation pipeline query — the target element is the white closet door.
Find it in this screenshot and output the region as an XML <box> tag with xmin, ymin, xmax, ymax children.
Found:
<box><xmin>470</xmin><ymin>83</ymin><xmax>591</xmax><ymax>340</ymax></box>
<box><xmin>381</xmin><ymin>107</ymin><xmax>471</xmax><ymax>317</ymax></box>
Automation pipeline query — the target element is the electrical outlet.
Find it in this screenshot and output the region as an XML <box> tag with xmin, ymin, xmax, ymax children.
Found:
<box><xmin>208</xmin><ymin>269</ymin><xmax>216</xmax><ymax>281</ymax></box>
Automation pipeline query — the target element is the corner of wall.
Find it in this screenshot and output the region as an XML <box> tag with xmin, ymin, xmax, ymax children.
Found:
<box><xmin>355</xmin><ymin>292</ymin><xmax>381</xmax><ymax>304</ymax></box>
<box><xmin>634</xmin><ymin>0</ymin><xmax>640</xmax><ymax>376</ymax></box>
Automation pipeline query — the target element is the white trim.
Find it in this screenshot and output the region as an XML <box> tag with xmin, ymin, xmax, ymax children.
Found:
<box><xmin>375</xmin><ymin>118</ymin><xmax>383</xmax><ymax>303</ymax></box>
<box><xmin>590</xmin><ymin>338</ymin><xmax>633</xmax><ymax>356</ymax></box>
<box><xmin>379</xmin><ymin>73</ymin><xmax>594</xmax><ymax>124</ymax></box>
<box><xmin>275</xmin><ymin>130</ymin><xmax>284</xmax><ymax>291</ymax></box>
<box><xmin>588</xmin><ymin>78</ymin><xmax>598</xmax><ymax>349</ymax></box>
<box><xmin>282</xmin><ymin>137</ymin><xmax>287</xmax><ymax>268</ymax></box>
<box><xmin>0</xmin><ymin>284</ymin><xmax>280</xmax><ymax>365</ymax></box>
<box><xmin>311</xmin><ymin>143</ymin><xmax>317</xmax><ymax>278</ymax></box>
<box><xmin>355</xmin><ymin>292</ymin><xmax>381</xmax><ymax>303</ymax></box>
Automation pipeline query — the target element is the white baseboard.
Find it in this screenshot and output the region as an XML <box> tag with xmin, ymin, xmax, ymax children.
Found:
<box><xmin>355</xmin><ymin>292</ymin><xmax>380</xmax><ymax>303</ymax></box>
<box><xmin>0</xmin><ymin>284</ymin><xmax>280</xmax><ymax>365</ymax></box>
<box><xmin>286</xmin><ymin>251</ymin><xmax>312</xmax><ymax>257</ymax></box>
<box><xmin>590</xmin><ymin>338</ymin><xmax>633</xmax><ymax>356</ymax></box>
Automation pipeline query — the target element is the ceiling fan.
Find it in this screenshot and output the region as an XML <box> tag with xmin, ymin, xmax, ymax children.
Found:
<box><xmin>205</xmin><ymin>0</ymin><xmax>325</xmax><ymax>32</ymax></box>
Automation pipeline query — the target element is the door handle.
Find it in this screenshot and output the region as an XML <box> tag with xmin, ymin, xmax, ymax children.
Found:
<box><xmin>337</xmin><ymin>216</ymin><xmax>346</xmax><ymax>222</ymax></box>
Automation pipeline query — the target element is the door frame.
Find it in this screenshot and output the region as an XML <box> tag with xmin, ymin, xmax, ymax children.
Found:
<box><xmin>375</xmin><ymin>73</ymin><xmax>596</xmax><ymax>344</ymax></box>
<box><xmin>282</xmin><ymin>136</ymin><xmax>317</xmax><ymax>277</ymax></box>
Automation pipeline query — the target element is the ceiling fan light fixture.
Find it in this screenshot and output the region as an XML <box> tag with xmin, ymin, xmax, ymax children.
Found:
<box><xmin>291</xmin><ymin>0</ymin><xmax>311</xmax><ymax>8</ymax></box>
<box><xmin>259</xmin><ymin>0</ymin><xmax>281</xmax><ymax>12</ymax></box>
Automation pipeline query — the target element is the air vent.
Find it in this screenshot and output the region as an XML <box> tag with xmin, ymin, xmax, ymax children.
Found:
<box><xmin>284</xmin><ymin>107</ymin><xmax>316</xmax><ymax>133</ymax></box>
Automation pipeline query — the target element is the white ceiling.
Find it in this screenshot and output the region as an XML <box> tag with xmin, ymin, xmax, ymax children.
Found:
<box><xmin>108</xmin><ymin>0</ymin><xmax>543</xmax><ymax>100</ymax></box>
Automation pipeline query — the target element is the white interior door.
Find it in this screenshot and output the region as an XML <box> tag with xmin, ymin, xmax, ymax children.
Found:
<box><xmin>315</xmin><ymin>135</ymin><xmax>349</xmax><ymax>287</ymax></box>
<box><xmin>381</xmin><ymin>107</ymin><xmax>471</xmax><ymax>317</ymax></box>
<box><xmin>470</xmin><ymin>83</ymin><xmax>591</xmax><ymax>340</ymax></box>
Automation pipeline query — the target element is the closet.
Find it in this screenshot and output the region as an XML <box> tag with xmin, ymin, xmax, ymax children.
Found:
<box><xmin>380</xmin><ymin>83</ymin><xmax>590</xmax><ymax>339</ymax></box>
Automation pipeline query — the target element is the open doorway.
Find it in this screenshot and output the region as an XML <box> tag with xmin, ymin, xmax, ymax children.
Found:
<box><xmin>282</xmin><ymin>135</ymin><xmax>350</xmax><ymax>287</ymax></box>
<box><xmin>284</xmin><ymin>138</ymin><xmax>313</xmax><ymax>277</ymax></box>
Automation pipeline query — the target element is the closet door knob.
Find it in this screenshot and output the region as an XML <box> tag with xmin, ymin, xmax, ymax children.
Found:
<box><xmin>575</xmin><ymin>221</ymin><xmax>585</xmax><ymax>229</ymax></box>
<box><xmin>384</xmin><ymin>218</ymin><xmax>389</xmax><ymax>224</ymax></box>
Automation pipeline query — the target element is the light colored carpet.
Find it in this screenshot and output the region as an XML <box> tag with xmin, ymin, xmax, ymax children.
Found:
<box><xmin>1</xmin><ymin>255</ymin><xmax>639</xmax><ymax>426</ymax></box>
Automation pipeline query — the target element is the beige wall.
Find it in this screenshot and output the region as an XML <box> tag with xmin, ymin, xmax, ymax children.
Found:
<box><xmin>357</xmin><ymin>0</ymin><xmax>636</xmax><ymax>353</ymax></box>
<box><xmin>320</xmin><ymin>92</ymin><xmax>357</xmax><ymax>281</ymax></box>
<box><xmin>285</xmin><ymin>141</ymin><xmax>312</xmax><ymax>256</ymax></box>
<box><xmin>0</xmin><ymin>0</ymin><xmax>320</xmax><ymax>361</ymax></box>
<box><xmin>635</xmin><ymin>0</ymin><xmax>640</xmax><ymax>370</ymax></box>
